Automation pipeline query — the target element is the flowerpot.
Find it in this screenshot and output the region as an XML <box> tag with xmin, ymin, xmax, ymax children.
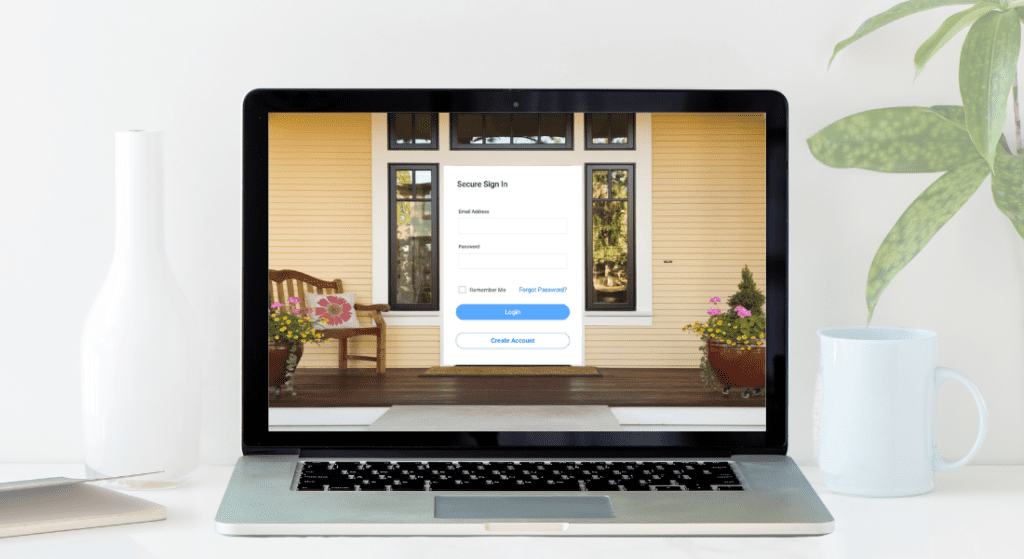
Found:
<box><xmin>706</xmin><ymin>339</ymin><xmax>765</xmax><ymax>388</ymax></box>
<box><xmin>268</xmin><ymin>340</ymin><xmax>303</xmax><ymax>388</ymax></box>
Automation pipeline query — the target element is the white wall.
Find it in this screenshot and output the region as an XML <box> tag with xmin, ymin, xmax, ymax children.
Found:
<box><xmin>0</xmin><ymin>0</ymin><xmax>1019</xmax><ymax>466</ymax></box>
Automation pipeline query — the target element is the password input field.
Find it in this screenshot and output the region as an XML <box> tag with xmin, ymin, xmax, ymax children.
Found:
<box><xmin>458</xmin><ymin>253</ymin><xmax>567</xmax><ymax>270</ymax></box>
<box><xmin>458</xmin><ymin>218</ymin><xmax>567</xmax><ymax>235</ymax></box>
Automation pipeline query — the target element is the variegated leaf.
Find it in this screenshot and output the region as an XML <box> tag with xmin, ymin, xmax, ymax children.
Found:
<box><xmin>808</xmin><ymin>106</ymin><xmax>980</xmax><ymax>173</ymax></box>
<box><xmin>959</xmin><ymin>9</ymin><xmax>1021</xmax><ymax>169</ymax></box>
<box><xmin>991</xmin><ymin>149</ymin><xmax>1024</xmax><ymax>239</ymax></box>
<box><xmin>915</xmin><ymin>4</ymin><xmax>999</xmax><ymax>76</ymax></box>
<box><xmin>831</xmin><ymin>0</ymin><xmax>978</xmax><ymax>67</ymax></box>
<box><xmin>866</xmin><ymin>158</ymin><xmax>991</xmax><ymax>322</ymax></box>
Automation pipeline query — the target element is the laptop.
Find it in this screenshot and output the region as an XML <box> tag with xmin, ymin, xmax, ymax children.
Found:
<box><xmin>215</xmin><ymin>89</ymin><xmax>834</xmax><ymax>536</ymax></box>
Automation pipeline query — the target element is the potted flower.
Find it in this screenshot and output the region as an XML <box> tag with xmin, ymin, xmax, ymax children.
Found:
<box><xmin>683</xmin><ymin>266</ymin><xmax>766</xmax><ymax>397</ymax></box>
<box><xmin>268</xmin><ymin>295</ymin><xmax>325</xmax><ymax>396</ymax></box>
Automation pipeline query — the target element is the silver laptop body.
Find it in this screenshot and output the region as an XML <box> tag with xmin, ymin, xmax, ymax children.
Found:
<box><xmin>216</xmin><ymin>89</ymin><xmax>834</xmax><ymax>536</ymax></box>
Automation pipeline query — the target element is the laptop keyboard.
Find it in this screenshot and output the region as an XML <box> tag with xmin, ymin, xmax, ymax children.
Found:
<box><xmin>295</xmin><ymin>460</ymin><xmax>743</xmax><ymax>492</ymax></box>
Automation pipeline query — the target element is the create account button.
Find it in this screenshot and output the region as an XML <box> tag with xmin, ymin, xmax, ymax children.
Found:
<box><xmin>455</xmin><ymin>333</ymin><xmax>571</xmax><ymax>350</ymax></box>
<box><xmin>455</xmin><ymin>304</ymin><xmax>570</xmax><ymax>320</ymax></box>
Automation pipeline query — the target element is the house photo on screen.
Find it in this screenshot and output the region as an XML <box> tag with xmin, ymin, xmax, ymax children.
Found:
<box><xmin>266</xmin><ymin>111</ymin><xmax>767</xmax><ymax>432</ymax></box>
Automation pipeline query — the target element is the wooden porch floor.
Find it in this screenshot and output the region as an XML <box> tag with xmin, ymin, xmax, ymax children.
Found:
<box><xmin>269</xmin><ymin>367</ymin><xmax>766</xmax><ymax>408</ymax></box>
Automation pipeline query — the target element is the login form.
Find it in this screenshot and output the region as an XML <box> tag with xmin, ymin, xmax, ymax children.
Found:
<box><xmin>441</xmin><ymin>166</ymin><xmax>583</xmax><ymax>366</ymax></box>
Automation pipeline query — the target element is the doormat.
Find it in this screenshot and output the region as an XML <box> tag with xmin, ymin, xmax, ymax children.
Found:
<box><xmin>420</xmin><ymin>366</ymin><xmax>601</xmax><ymax>377</ymax></box>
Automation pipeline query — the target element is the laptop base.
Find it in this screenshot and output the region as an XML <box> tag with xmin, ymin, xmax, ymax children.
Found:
<box><xmin>215</xmin><ymin>455</ymin><xmax>833</xmax><ymax>536</ymax></box>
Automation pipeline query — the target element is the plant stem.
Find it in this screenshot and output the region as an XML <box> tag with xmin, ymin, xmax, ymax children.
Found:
<box><xmin>1015</xmin><ymin>74</ymin><xmax>1023</xmax><ymax>156</ymax></box>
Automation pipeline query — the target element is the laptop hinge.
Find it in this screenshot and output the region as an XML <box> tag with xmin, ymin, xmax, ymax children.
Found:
<box><xmin>244</xmin><ymin>447</ymin><xmax>300</xmax><ymax>456</ymax></box>
<box><xmin>296</xmin><ymin>449</ymin><xmax>736</xmax><ymax>459</ymax></box>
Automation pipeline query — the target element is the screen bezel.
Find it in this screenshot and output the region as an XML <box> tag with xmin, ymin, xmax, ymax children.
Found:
<box><xmin>243</xmin><ymin>89</ymin><xmax>788</xmax><ymax>457</ymax></box>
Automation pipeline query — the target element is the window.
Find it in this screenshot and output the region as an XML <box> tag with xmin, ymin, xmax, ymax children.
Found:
<box><xmin>586</xmin><ymin>164</ymin><xmax>635</xmax><ymax>310</ymax></box>
<box><xmin>585</xmin><ymin>113</ymin><xmax>635</xmax><ymax>149</ymax></box>
<box><xmin>450</xmin><ymin>113</ymin><xmax>573</xmax><ymax>150</ymax></box>
<box><xmin>389</xmin><ymin>164</ymin><xmax>439</xmax><ymax>310</ymax></box>
<box><xmin>389</xmin><ymin>113</ymin><xmax>438</xmax><ymax>149</ymax></box>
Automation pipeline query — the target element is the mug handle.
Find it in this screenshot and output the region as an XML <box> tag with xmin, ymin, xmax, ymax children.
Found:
<box><xmin>932</xmin><ymin>367</ymin><xmax>988</xmax><ymax>472</ymax></box>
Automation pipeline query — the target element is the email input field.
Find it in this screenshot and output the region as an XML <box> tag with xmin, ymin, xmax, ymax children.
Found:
<box><xmin>458</xmin><ymin>253</ymin><xmax>567</xmax><ymax>270</ymax></box>
<box><xmin>458</xmin><ymin>218</ymin><xmax>567</xmax><ymax>235</ymax></box>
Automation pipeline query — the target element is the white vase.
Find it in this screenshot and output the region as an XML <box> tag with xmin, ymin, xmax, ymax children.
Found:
<box><xmin>81</xmin><ymin>131</ymin><xmax>199</xmax><ymax>489</ymax></box>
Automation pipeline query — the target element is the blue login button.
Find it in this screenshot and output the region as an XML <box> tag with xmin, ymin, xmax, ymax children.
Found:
<box><xmin>456</xmin><ymin>304</ymin><xmax>570</xmax><ymax>320</ymax></box>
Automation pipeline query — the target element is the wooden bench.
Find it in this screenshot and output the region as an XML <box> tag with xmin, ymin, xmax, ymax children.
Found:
<box><xmin>268</xmin><ymin>269</ymin><xmax>389</xmax><ymax>374</ymax></box>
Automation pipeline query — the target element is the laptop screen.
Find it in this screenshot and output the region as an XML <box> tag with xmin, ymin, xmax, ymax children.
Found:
<box><xmin>262</xmin><ymin>100</ymin><xmax>773</xmax><ymax>436</ymax></box>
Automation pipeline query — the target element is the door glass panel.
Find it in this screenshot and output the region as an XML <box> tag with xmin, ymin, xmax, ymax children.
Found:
<box><xmin>395</xmin><ymin>169</ymin><xmax>413</xmax><ymax>198</ymax></box>
<box><xmin>415</xmin><ymin>169</ymin><xmax>432</xmax><ymax>199</ymax></box>
<box><xmin>591</xmin><ymin>200</ymin><xmax>628</xmax><ymax>305</ymax></box>
<box><xmin>395</xmin><ymin>201</ymin><xmax>433</xmax><ymax>305</ymax></box>
<box><xmin>592</xmin><ymin>170</ymin><xmax>608</xmax><ymax>198</ymax></box>
<box><xmin>610</xmin><ymin>169</ymin><xmax>628</xmax><ymax>198</ymax></box>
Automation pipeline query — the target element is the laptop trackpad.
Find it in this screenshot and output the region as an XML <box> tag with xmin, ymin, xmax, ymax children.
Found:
<box><xmin>434</xmin><ymin>496</ymin><xmax>614</xmax><ymax>519</ymax></box>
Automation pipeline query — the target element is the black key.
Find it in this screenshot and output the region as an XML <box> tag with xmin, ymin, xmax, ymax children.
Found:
<box><xmin>715</xmin><ymin>485</ymin><xmax>744</xmax><ymax>491</ymax></box>
<box><xmin>328</xmin><ymin>482</ymin><xmax>357</xmax><ymax>491</ymax></box>
<box><xmin>297</xmin><ymin>460</ymin><xmax>739</xmax><ymax>493</ymax></box>
<box><xmin>331</xmin><ymin>462</ymin><xmax>363</xmax><ymax>470</ymax></box>
<box><xmin>465</xmin><ymin>480</ymin><xmax>509</xmax><ymax>491</ymax></box>
<box><xmin>358</xmin><ymin>479</ymin><xmax>390</xmax><ymax>490</ymax></box>
<box><xmin>389</xmin><ymin>481</ymin><xmax>425</xmax><ymax>489</ymax></box>
<box><xmin>430</xmin><ymin>482</ymin><xmax>471</xmax><ymax>491</ymax></box>
<box><xmin>583</xmin><ymin>479</ymin><xmax>622</xmax><ymax>491</ymax></box>
<box><xmin>619</xmin><ymin>480</ymin><xmax>651</xmax><ymax>491</ymax></box>
<box><xmin>540</xmin><ymin>480</ymin><xmax>580</xmax><ymax>491</ymax></box>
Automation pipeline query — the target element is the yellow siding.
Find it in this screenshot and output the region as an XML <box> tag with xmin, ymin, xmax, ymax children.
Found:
<box><xmin>584</xmin><ymin>113</ymin><xmax>766</xmax><ymax>368</ymax></box>
<box><xmin>268</xmin><ymin>113</ymin><xmax>379</xmax><ymax>367</ymax></box>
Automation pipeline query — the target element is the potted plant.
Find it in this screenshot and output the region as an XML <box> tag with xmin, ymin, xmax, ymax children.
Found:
<box><xmin>683</xmin><ymin>266</ymin><xmax>766</xmax><ymax>397</ymax></box>
<box><xmin>809</xmin><ymin>1</ymin><xmax>1024</xmax><ymax>323</ymax></box>
<box><xmin>268</xmin><ymin>295</ymin><xmax>325</xmax><ymax>396</ymax></box>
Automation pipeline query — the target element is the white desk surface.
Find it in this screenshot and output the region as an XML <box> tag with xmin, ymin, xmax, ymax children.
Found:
<box><xmin>0</xmin><ymin>463</ymin><xmax>1018</xmax><ymax>558</ymax></box>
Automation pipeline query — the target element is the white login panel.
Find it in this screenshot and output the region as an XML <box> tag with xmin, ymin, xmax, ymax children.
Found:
<box><xmin>442</xmin><ymin>166</ymin><xmax>583</xmax><ymax>366</ymax></box>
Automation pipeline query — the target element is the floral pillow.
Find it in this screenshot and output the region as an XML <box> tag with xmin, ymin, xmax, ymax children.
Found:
<box><xmin>304</xmin><ymin>292</ymin><xmax>363</xmax><ymax>329</ymax></box>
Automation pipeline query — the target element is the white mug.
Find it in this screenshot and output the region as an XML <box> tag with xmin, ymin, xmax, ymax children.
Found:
<box><xmin>817</xmin><ymin>327</ymin><xmax>988</xmax><ymax>497</ymax></box>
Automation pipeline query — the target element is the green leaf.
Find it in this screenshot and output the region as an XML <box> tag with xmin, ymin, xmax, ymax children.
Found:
<box><xmin>866</xmin><ymin>158</ymin><xmax>992</xmax><ymax>323</ymax></box>
<box><xmin>927</xmin><ymin>104</ymin><xmax>1014</xmax><ymax>151</ymax></box>
<box><xmin>928</xmin><ymin>104</ymin><xmax>971</xmax><ymax>124</ymax></box>
<box><xmin>830</xmin><ymin>0</ymin><xmax>977</xmax><ymax>67</ymax></box>
<box><xmin>808</xmin><ymin>106</ymin><xmax>981</xmax><ymax>172</ymax></box>
<box><xmin>960</xmin><ymin>9</ymin><xmax>1021</xmax><ymax>169</ymax></box>
<box><xmin>915</xmin><ymin>4</ymin><xmax>998</xmax><ymax>76</ymax></box>
<box><xmin>991</xmin><ymin>149</ymin><xmax>1024</xmax><ymax>238</ymax></box>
